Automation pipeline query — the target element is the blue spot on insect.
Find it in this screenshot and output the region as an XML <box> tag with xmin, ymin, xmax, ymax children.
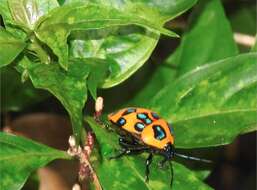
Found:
<box><xmin>135</xmin><ymin>122</ymin><xmax>145</xmax><ymax>132</ymax></box>
<box><xmin>122</xmin><ymin>108</ymin><xmax>136</xmax><ymax>116</ymax></box>
<box><xmin>137</xmin><ymin>113</ymin><xmax>147</xmax><ymax>119</ymax></box>
<box><xmin>117</xmin><ymin>118</ymin><xmax>126</xmax><ymax>127</ymax></box>
<box><xmin>153</xmin><ymin>125</ymin><xmax>166</xmax><ymax>140</ymax></box>
<box><xmin>145</xmin><ymin>118</ymin><xmax>152</xmax><ymax>124</ymax></box>
<box><xmin>151</xmin><ymin>112</ymin><xmax>160</xmax><ymax>119</ymax></box>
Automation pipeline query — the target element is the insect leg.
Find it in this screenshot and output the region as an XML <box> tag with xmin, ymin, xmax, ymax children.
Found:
<box><xmin>174</xmin><ymin>152</ymin><xmax>212</xmax><ymax>163</ymax></box>
<box><xmin>109</xmin><ymin>145</ymin><xmax>149</xmax><ymax>160</ymax></box>
<box><xmin>158</xmin><ymin>157</ymin><xmax>168</xmax><ymax>168</ymax></box>
<box><xmin>119</xmin><ymin>136</ymin><xmax>139</xmax><ymax>147</ymax></box>
<box><xmin>109</xmin><ymin>148</ymin><xmax>132</xmax><ymax>159</ymax></box>
<box><xmin>169</xmin><ymin>162</ymin><xmax>174</xmax><ymax>187</ymax></box>
<box><xmin>145</xmin><ymin>153</ymin><xmax>153</xmax><ymax>182</ymax></box>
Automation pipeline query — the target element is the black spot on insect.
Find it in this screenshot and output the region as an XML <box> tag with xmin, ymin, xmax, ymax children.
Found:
<box><xmin>134</xmin><ymin>122</ymin><xmax>145</xmax><ymax>132</ymax></box>
<box><xmin>151</xmin><ymin>112</ymin><xmax>160</xmax><ymax>120</ymax></box>
<box><xmin>153</xmin><ymin>125</ymin><xmax>166</xmax><ymax>140</ymax></box>
<box><xmin>116</xmin><ymin>117</ymin><xmax>126</xmax><ymax>127</ymax></box>
<box><xmin>122</xmin><ymin>108</ymin><xmax>136</xmax><ymax>116</ymax></box>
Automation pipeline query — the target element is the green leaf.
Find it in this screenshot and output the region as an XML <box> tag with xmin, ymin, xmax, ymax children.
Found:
<box><xmin>37</xmin><ymin>2</ymin><xmax>177</xmax><ymax>37</ymax></box>
<box><xmin>0</xmin><ymin>29</ymin><xmax>26</xmax><ymax>67</ymax></box>
<box><xmin>21</xmin><ymin>57</ymin><xmax>108</xmax><ymax>143</ymax></box>
<box><xmin>0</xmin><ymin>66</ymin><xmax>48</xmax><ymax>112</ymax></box>
<box><xmin>7</xmin><ymin>0</ymin><xmax>59</xmax><ymax>30</ymax></box>
<box><xmin>129</xmin><ymin>0</ymin><xmax>238</xmax><ymax>107</ymax></box>
<box><xmin>175</xmin><ymin>0</ymin><xmax>238</xmax><ymax>76</ymax></box>
<box><xmin>0</xmin><ymin>132</ymin><xmax>70</xmax><ymax>190</ymax></box>
<box><xmin>86</xmin><ymin>117</ymin><xmax>212</xmax><ymax>190</ymax></box>
<box><xmin>35</xmin><ymin>2</ymin><xmax>180</xmax><ymax>70</ymax></box>
<box><xmin>65</xmin><ymin>0</ymin><xmax>197</xmax><ymax>23</ymax></box>
<box><xmin>68</xmin><ymin>0</ymin><xmax>198</xmax><ymax>87</ymax></box>
<box><xmin>87</xmin><ymin>59</ymin><xmax>110</xmax><ymax>100</ymax></box>
<box><xmin>148</xmin><ymin>53</ymin><xmax>257</xmax><ymax>148</ymax></box>
<box><xmin>0</xmin><ymin>0</ymin><xmax>27</xmax><ymax>39</ymax></box>
<box><xmin>0</xmin><ymin>0</ymin><xmax>13</xmax><ymax>25</ymax></box>
<box><xmin>70</xmin><ymin>27</ymin><xmax>159</xmax><ymax>88</ymax></box>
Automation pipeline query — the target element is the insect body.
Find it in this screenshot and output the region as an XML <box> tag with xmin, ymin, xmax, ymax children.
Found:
<box><xmin>108</xmin><ymin>107</ymin><xmax>211</xmax><ymax>185</ymax></box>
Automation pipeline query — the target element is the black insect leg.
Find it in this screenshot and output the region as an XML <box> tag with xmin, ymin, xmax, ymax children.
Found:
<box><xmin>145</xmin><ymin>153</ymin><xmax>153</xmax><ymax>182</ymax></box>
<box><xmin>109</xmin><ymin>148</ymin><xmax>133</xmax><ymax>159</ymax></box>
<box><xmin>169</xmin><ymin>162</ymin><xmax>174</xmax><ymax>187</ymax></box>
<box><xmin>109</xmin><ymin>144</ymin><xmax>149</xmax><ymax>160</ymax></box>
<box><xmin>118</xmin><ymin>136</ymin><xmax>140</xmax><ymax>148</ymax></box>
<box><xmin>158</xmin><ymin>157</ymin><xmax>168</xmax><ymax>168</ymax></box>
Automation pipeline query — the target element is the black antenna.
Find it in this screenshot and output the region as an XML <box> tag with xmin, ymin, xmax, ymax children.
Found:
<box><xmin>174</xmin><ymin>152</ymin><xmax>212</xmax><ymax>163</ymax></box>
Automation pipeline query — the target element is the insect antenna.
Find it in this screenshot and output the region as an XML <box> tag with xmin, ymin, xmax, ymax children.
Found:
<box><xmin>174</xmin><ymin>152</ymin><xmax>212</xmax><ymax>163</ymax></box>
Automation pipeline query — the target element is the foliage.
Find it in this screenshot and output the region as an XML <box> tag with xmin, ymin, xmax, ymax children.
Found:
<box><xmin>0</xmin><ymin>132</ymin><xmax>70</xmax><ymax>190</ymax></box>
<box><xmin>0</xmin><ymin>0</ymin><xmax>256</xmax><ymax>189</ymax></box>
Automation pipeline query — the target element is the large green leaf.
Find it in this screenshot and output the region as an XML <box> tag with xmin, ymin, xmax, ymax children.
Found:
<box><xmin>0</xmin><ymin>29</ymin><xmax>26</xmax><ymax>67</ymax></box>
<box><xmin>148</xmin><ymin>53</ymin><xmax>257</xmax><ymax>148</ymax></box>
<box><xmin>20</xmin><ymin>57</ymin><xmax>108</xmax><ymax>143</ymax></box>
<box><xmin>7</xmin><ymin>0</ymin><xmax>59</xmax><ymax>30</ymax></box>
<box><xmin>0</xmin><ymin>66</ymin><xmax>47</xmax><ymax>112</ymax></box>
<box><xmin>129</xmin><ymin>0</ymin><xmax>238</xmax><ymax>106</ymax></box>
<box><xmin>65</xmin><ymin>0</ymin><xmax>197</xmax><ymax>23</ymax></box>
<box><xmin>70</xmin><ymin>27</ymin><xmax>159</xmax><ymax>88</ymax></box>
<box><xmin>175</xmin><ymin>0</ymin><xmax>238</xmax><ymax>76</ymax></box>
<box><xmin>0</xmin><ymin>132</ymin><xmax>70</xmax><ymax>190</ymax></box>
<box><xmin>86</xmin><ymin>117</ymin><xmax>212</xmax><ymax>190</ymax></box>
<box><xmin>35</xmin><ymin>2</ymin><xmax>178</xmax><ymax>70</ymax></box>
<box><xmin>68</xmin><ymin>0</ymin><xmax>198</xmax><ymax>88</ymax></box>
<box><xmin>35</xmin><ymin>0</ymin><xmax>196</xmax><ymax>76</ymax></box>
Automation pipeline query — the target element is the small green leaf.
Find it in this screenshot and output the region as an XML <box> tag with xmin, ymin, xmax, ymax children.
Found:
<box><xmin>0</xmin><ymin>29</ymin><xmax>26</xmax><ymax>67</ymax></box>
<box><xmin>86</xmin><ymin>117</ymin><xmax>212</xmax><ymax>190</ymax></box>
<box><xmin>0</xmin><ymin>132</ymin><xmax>70</xmax><ymax>190</ymax></box>
<box><xmin>87</xmin><ymin>59</ymin><xmax>110</xmax><ymax>99</ymax></box>
<box><xmin>7</xmin><ymin>0</ymin><xmax>59</xmax><ymax>30</ymax></box>
<box><xmin>149</xmin><ymin>53</ymin><xmax>257</xmax><ymax>148</ymax></box>
<box><xmin>0</xmin><ymin>0</ymin><xmax>13</xmax><ymax>26</ymax></box>
<box><xmin>0</xmin><ymin>0</ymin><xmax>27</xmax><ymax>39</ymax></box>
